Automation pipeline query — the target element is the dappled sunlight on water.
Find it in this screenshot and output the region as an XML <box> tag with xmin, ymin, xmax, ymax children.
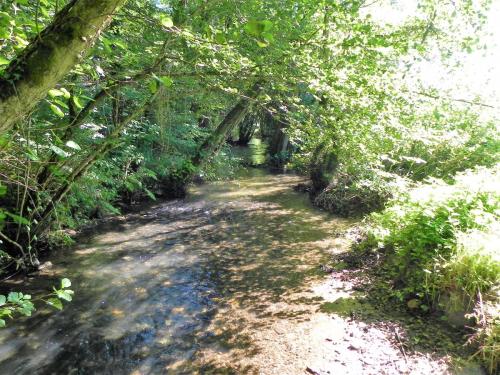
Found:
<box><xmin>0</xmin><ymin>169</ymin><xmax>350</xmax><ymax>374</ymax></box>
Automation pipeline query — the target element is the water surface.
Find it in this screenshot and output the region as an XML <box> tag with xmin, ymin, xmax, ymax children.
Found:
<box><xmin>0</xmin><ymin>169</ymin><xmax>348</xmax><ymax>374</ymax></box>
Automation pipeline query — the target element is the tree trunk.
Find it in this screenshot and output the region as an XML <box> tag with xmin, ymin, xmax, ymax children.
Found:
<box><xmin>0</xmin><ymin>0</ymin><xmax>127</xmax><ymax>134</ymax></box>
<box><xmin>192</xmin><ymin>82</ymin><xmax>262</xmax><ymax>167</ymax></box>
<box><xmin>237</xmin><ymin>113</ymin><xmax>258</xmax><ymax>145</ymax></box>
<box><xmin>310</xmin><ymin>141</ymin><xmax>338</xmax><ymax>196</ymax></box>
<box><xmin>265</xmin><ymin>106</ymin><xmax>291</xmax><ymax>170</ymax></box>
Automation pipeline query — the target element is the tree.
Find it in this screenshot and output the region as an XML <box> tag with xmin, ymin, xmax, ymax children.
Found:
<box><xmin>0</xmin><ymin>0</ymin><xmax>127</xmax><ymax>134</ymax></box>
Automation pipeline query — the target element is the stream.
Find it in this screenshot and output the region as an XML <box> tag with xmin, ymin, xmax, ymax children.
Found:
<box><xmin>0</xmin><ymin>169</ymin><xmax>468</xmax><ymax>374</ymax></box>
<box><xmin>0</xmin><ymin>169</ymin><xmax>350</xmax><ymax>374</ymax></box>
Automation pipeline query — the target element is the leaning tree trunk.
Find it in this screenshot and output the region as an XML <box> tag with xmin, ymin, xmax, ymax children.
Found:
<box><xmin>191</xmin><ymin>82</ymin><xmax>262</xmax><ymax>167</ymax></box>
<box><xmin>0</xmin><ymin>0</ymin><xmax>127</xmax><ymax>134</ymax></box>
<box><xmin>237</xmin><ymin>113</ymin><xmax>258</xmax><ymax>146</ymax></box>
<box><xmin>265</xmin><ymin>106</ymin><xmax>291</xmax><ymax>170</ymax></box>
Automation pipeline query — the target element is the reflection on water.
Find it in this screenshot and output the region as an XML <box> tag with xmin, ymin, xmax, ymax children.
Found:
<box><xmin>231</xmin><ymin>138</ymin><xmax>268</xmax><ymax>166</ymax></box>
<box><xmin>0</xmin><ymin>169</ymin><xmax>349</xmax><ymax>374</ymax></box>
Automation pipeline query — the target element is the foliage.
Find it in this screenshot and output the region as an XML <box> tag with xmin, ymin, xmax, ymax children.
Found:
<box><xmin>313</xmin><ymin>170</ymin><xmax>410</xmax><ymax>217</ymax></box>
<box><xmin>384</xmin><ymin>108</ymin><xmax>499</xmax><ymax>182</ymax></box>
<box><xmin>469</xmin><ymin>300</ymin><xmax>499</xmax><ymax>375</ymax></box>
<box><xmin>364</xmin><ymin>167</ymin><xmax>499</xmax><ymax>301</ymax></box>
<box><xmin>0</xmin><ymin>278</ymin><xmax>74</xmax><ymax>327</ymax></box>
<box><xmin>301</xmin><ymin>102</ymin><xmax>499</xmax><ymax>216</ymax></box>
<box><xmin>357</xmin><ymin>167</ymin><xmax>499</xmax><ymax>371</ymax></box>
<box><xmin>0</xmin><ymin>1</ymin><xmax>497</xmax><ymax>365</ymax></box>
<box><xmin>200</xmin><ymin>145</ymin><xmax>244</xmax><ymax>182</ymax></box>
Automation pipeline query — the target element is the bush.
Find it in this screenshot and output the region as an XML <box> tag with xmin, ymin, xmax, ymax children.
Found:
<box><xmin>306</xmin><ymin>107</ymin><xmax>499</xmax><ymax>217</ymax></box>
<box><xmin>387</xmin><ymin>111</ymin><xmax>499</xmax><ymax>182</ymax></box>
<box><xmin>359</xmin><ymin>166</ymin><xmax>500</xmax><ymax>372</ymax></box>
<box><xmin>313</xmin><ymin>170</ymin><xmax>409</xmax><ymax>217</ymax></box>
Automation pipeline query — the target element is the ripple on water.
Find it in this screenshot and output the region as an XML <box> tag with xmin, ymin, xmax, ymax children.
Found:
<box><xmin>0</xmin><ymin>170</ymin><xmax>350</xmax><ymax>374</ymax></box>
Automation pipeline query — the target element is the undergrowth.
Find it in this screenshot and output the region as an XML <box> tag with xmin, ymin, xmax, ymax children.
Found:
<box><xmin>356</xmin><ymin>166</ymin><xmax>500</xmax><ymax>373</ymax></box>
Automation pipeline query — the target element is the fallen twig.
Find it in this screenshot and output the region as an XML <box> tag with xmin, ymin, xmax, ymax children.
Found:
<box><xmin>305</xmin><ymin>366</ymin><xmax>321</xmax><ymax>375</ymax></box>
<box><xmin>392</xmin><ymin>327</ymin><xmax>408</xmax><ymax>364</ymax></box>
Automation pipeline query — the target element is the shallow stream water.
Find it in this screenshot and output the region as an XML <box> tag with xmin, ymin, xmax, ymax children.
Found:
<box><xmin>0</xmin><ymin>169</ymin><xmax>353</xmax><ymax>374</ymax></box>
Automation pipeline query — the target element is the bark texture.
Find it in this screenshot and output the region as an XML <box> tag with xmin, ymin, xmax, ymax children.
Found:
<box><xmin>310</xmin><ymin>141</ymin><xmax>338</xmax><ymax>196</ymax></box>
<box><xmin>237</xmin><ymin>113</ymin><xmax>258</xmax><ymax>146</ymax></box>
<box><xmin>192</xmin><ymin>82</ymin><xmax>262</xmax><ymax>167</ymax></box>
<box><xmin>0</xmin><ymin>0</ymin><xmax>126</xmax><ymax>133</ymax></box>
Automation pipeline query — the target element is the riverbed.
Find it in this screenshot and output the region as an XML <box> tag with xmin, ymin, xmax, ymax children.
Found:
<box><xmin>0</xmin><ymin>169</ymin><xmax>465</xmax><ymax>374</ymax></box>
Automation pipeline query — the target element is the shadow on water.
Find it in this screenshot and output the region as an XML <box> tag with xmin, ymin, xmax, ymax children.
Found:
<box><xmin>0</xmin><ymin>169</ymin><xmax>349</xmax><ymax>374</ymax></box>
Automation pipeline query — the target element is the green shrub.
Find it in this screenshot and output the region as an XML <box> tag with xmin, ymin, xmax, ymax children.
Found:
<box><xmin>359</xmin><ymin>166</ymin><xmax>499</xmax><ymax>371</ymax></box>
<box><xmin>366</xmin><ymin>167</ymin><xmax>499</xmax><ymax>300</ymax></box>
<box><xmin>387</xmin><ymin>112</ymin><xmax>499</xmax><ymax>182</ymax></box>
<box><xmin>313</xmin><ymin>170</ymin><xmax>409</xmax><ymax>217</ymax></box>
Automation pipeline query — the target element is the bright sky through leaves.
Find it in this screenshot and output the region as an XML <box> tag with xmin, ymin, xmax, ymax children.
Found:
<box><xmin>367</xmin><ymin>0</ymin><xmax>500</xmax><ymax>108</ymax></box>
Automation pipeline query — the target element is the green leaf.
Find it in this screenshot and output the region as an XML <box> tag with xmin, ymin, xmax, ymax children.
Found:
<box><xmin>244</xmin><ymin>20</ymin><xmax>261</xmax><ymax>36</ymax></box>
<box><xmin>5</xmin><ymin>212</ymin><xmax>29</xmax><ymax>225</ymax></box>
<box><xmin>114</xmin><ymin>41</ymin><xmax>126</xmax><ymax>50</ymax></box>
<box><xmin>72</xmin><ymin>96</ymin><xmax>83</xmax><ymax>109</ymax></box>
<box><xmin>56</xmin><ymin>290</ymin><xmax>73</xmax><ymax>302</ymax></box>
<box><xmin>0</xmin><ymin>135</ymin><xmax>9</xmax><ymax>148</ymax></box>
<box><xmin>159</xmin><ymin>76</ymin><xmax>173</xmax><ymax>87</ymax></box>
<box><xmin>49</xmin><ymin>104</ymin><xmax>65</xmax><ymax>118</ymax></box>
<box><xmin>149</xmin><ymin>80</ymin><xmax>157</xmax><ymax>94</ymax></box>
<box><xmin>0</xmin><ymin>319</ymin><xmax>5</xmax><ymax>328</ymax></box>
<box><xmin>50</xmin><ymin>145</ymin><xmax>69</xmax><ymax>158</ymax></box>
<box><xmin>0</xmin><ymin>295</ymin><xmax>5</xmax><ymax>306</ymax></box>
<box><xmin>0</xmin><ymin>56</ymin><xmax>9</xmax><ymax>66</ymax></box>
<box><xmin>256</xmin><ymin>39</ymin><xmax>269</xmax><ymax>48</ymax></box>
<box><xmin>48</xmin><ymin>89</ymin><xmax>64</xmax><ymax>98</ymax></box>
<box><xmin>0</xmin><ymin>308</ymin><xmax>12</xmax><ymax>318</ymax></box>
<box><xmin>60</xmin><ymin>88</ymin><xmax>71</xmax><ymax>99</ymax></box>
<box><xmin>261</xmin><ymin>32</ymin><xmax>274</xmax><ymax>43</ymax></box>
<box><xmin>244</xmin><ymin>20</ymin><xmax>273</xmax><ymax>37</ymax></box>
<box><xmin>214</xmin><ymin>32</ymin><xmax>226</xmax><ymax>44</ymax></box>
<box><xmin>46</xmin><ymin>298</ymin><xmax>63</xmax><ymax>310</ymax></box>
<box><xmin>26</xmin><ymin>149</ymin><xmax>39</xmax><ymax>161</ymax></box>
<box><xmin>0</xmin><ymin>184</ymin><xmax>6</xmax><ymax>196</ymax></box>
<box><xmin>54</xmin><ymin>99</ymin><xmax>69</xmax><ymax>109</ymax></box>
<box><xmin>152</xmin><ymin>73</ymin><xmax>173</xmax><ymax>88</ymax></box>
<box><xmin>7</xmin><ymin>292</ymin><xmax>20</xmax><ymax>303</ymax></box>
<box><xmin>61</xmin><ymin>278</ymin><xmax>71</xmax><ymax>288</ymax></box>
<box><xmin>0</xmin><ymin>12</ymin><xmax>13</xmax><ymax>39</ymax></box>
<box><xmin>160</xmin><ymin>15</ymin><xmax>173</xmax><ymax>28</ymax></box>
<box><xmin>65</xmin><ymin>141</ymin><xmax>81</xmax><ymax>151</ymax></box>
<box><xmin>144</xmin><ymin>188</ymin><xmax>156</xmax><ymax>201</ymax></box>
<box><xmin>0</xmin><ymin>12</ymin><xmax>13</xmax><ymax>28</ymax></box>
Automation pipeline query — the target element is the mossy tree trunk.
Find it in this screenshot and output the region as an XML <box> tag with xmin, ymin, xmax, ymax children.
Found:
<box><xmin>237</xmin><ymin>113</ymin><xmax>258</xmax><ymax>146</ymax></box>
<box><xmin>192</xmin><ymin>82</ymin><xmax>262</xmax><ymax>167</ymax></box>
<box><xmin>0</xmin><ymin>0</ymin><xmax>127</xmax><ymax>134</ymax></box>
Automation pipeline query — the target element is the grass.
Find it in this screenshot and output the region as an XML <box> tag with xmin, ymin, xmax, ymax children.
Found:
<box><xmin>356</xmin><ymin>166</ymin><xmax>500</xmax><ymax>373</ymax></box>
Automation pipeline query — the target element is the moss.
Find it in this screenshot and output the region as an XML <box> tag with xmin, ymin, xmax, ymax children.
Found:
<box><xmin>320</xmin><ymin>296</ymin><xmax>375</xmax><ymax>317</ymax></box>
